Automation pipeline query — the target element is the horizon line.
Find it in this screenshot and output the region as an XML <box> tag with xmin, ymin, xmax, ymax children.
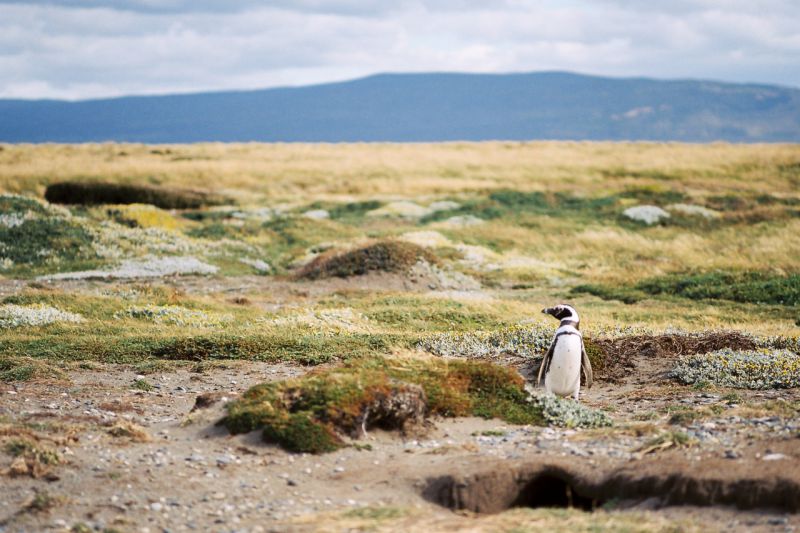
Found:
<box><xmin>3</xmin><ymin>69</ymin><xmax>798</xmax><ymax>104</ymax></box>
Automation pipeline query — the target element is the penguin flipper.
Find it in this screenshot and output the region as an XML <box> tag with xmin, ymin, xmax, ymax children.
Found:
<box><xmin>537</xmin><ymin>341</ymin><xmax>555</xmax><ymax>386</ymax></box>
<box><xmin>581</xmin><ymin>340</ymin><xmax>593</xmax><ymax>389</ymax></box>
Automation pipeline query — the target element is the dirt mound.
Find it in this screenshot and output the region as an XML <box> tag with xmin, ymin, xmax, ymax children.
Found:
<box><xmin>588</xmin><ymin>331</ymin><xmax>758</xmax><ymax>382</ymax></box>
<box><xmin>424</xmin><ymin>453</ymin><xmax>800</xmax><ymax>514</ymax></box>
<box><xmin>295</xmin><ymin>240</ymin><xmax>439</xmax><ymax>280</ymax></box>
<box><xmin>44</xmin><ymin>181</ymin><xmax>229</xmax><ymax>209</ymax></box>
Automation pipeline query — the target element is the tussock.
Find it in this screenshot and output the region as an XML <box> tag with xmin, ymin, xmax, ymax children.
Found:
<box><xmin>296</xmin><ymin>240</ymin><xmax>439</xmax><ymax>280</ymax></box>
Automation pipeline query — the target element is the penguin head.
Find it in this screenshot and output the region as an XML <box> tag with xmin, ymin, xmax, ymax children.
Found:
<box><xmin>541</xmin><ymin>304</ymin><xmax>579</xmax><ymax>324</ymax></box>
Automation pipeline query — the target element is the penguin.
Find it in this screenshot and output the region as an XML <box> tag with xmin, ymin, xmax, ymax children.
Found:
<box><xmin>537</xmin><ymin>304</ymin><xmax>593</xmax><ymax>401</ymax></box>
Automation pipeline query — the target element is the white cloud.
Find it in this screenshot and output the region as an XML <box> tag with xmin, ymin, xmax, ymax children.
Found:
<box><xmin>0</xmin><ymin>0</ymin><xmax>798</xmax><ymax>99</ymax></box>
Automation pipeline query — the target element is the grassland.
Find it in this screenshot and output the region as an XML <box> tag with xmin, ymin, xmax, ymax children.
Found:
<box><xmin>1</xmin><ymin>142</ymin><xmax>799</xmax><ymax>531</ymax></box>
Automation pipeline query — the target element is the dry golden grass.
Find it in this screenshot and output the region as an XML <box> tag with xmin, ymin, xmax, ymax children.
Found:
<box><xmin>1</xmin><ymin>142</ymin><xmax>799</xmax><ymax>201</ymax></box>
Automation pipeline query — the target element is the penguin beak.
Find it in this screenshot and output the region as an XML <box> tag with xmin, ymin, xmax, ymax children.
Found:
<box><xmin>541</xmin><ymin>307</ymin><xmax>553</xmax><ymax>316</ymax></box>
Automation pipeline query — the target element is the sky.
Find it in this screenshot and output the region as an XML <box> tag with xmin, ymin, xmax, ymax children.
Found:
<box><xmin>1</xmin><ymin>0</ymin><xmax>799</xmax><ymax>100</ymax></box>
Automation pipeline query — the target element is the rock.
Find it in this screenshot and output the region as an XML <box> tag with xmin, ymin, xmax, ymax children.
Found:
<box><xmin>440</xmin><ymin>215</ymin><xmax>485</xmax><ymax>227</ymax></box>
<box><xmin>239</xmin><ymin>258</ymin><xmax>271</xmax><ymax>273</ymax></box>
<box><xmin>622</xmin><ymin>205</ymin><xmax>670</xmax><ymax>225</ymax></box>
<box><xmin>302</xmin><ymin>209</ymin><xmax>330</xmax><ymax>220</ymax></box>
<box><xmin>762</xmin><ymin>453</ymin><xmax>787</xmax><ymax>461</ymax></box>
<box><xmin>366</xmin><ymin>201</ymin><xmax>431</xmax><ymax>218</ymax></box>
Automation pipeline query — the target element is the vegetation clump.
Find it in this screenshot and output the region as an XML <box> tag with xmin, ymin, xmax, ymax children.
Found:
<box><xmin>296</xmin><ymin>240</ymin><xmax>438</xmax><ymax>280</ymax></box>
<box><xmin>0</xmin><ymin>304</ymin><xmax>84</xmax><ymax>328</ymax></box>
<box><xmin>589</xmin><ymin>330</ymin><xmax>759</xmax><ymax>381</ymax></box>
<box><xmin>0</xmin><ymin>194</ymin><xmax>98</xmax><ymax>271</ymax></box>
<box><xmin>103</xmin><ymin>203</ymin><xmax>186</xmax><ymax>230</ymax></box>
<box><xmin>0</xmin><ymin>356</ymin><xmax>66</xmax><ymax>382</ymax></box>
<box><xmin>117</xmin><ymin>304</ymin><xmax>229</xmax><ymax>327</ymax></box>
<box><xmin>44</xmin><ymin>181</ymin><xmax>229</xmax><ymax>209</ymax></box>
<box><xmin>671</xmin><ymin>348</ymin><xmax>800</xmax><ymax>389</ymax></box>
<box><xmin>224</xmin><ymin>356</ymin><xmax>546</xmax><ymax>453</ymax></box>
<box><xmin>573</xmin><ymin>270</ymin><xmax>800</xmax><ymax>307</ymax></box>
<box><xmin>532</xmin><ymin>393</ymin><xmax>613</xmax><ymax>428</ymax></box>
<box><xmin>418</xmin><ymin>323</ymin><xmax>554</xmax><ymax>359</ymax></box>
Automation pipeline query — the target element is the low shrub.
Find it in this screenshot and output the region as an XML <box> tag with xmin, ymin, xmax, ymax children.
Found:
<box><xmin>296</xmin><ymin>240</ymin><xmax>439</xmax><ymax>280</ymax></box>
<box><xmin>0</xmin><ymin>304</ymin><xmax>85</xmax><ymax>328</ymax></box>
<box><xmin>104</xmin><ymin>204</ymin><xmax>185</xmax><ymax>230</ymax></box>
<box><xmin>671</xmin><ymin>348</ymin><xmax>800</xmax><ymax>389</ymax></box>
<box><xmin>418</xmin><ymin>323</ymin><xmax>554</xmax><ymax>359</ymax></box>
<box><xmin>44</xmin><ymin>181</ymin><xmax>229</xmax><ymax>209</ymax></box>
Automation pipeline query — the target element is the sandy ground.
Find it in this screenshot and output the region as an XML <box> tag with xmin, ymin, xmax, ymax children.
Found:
<box><xmin>1</xmin><ymin>277</ymin><xmax>799</xmax><ymax>532</ymax></box>
<box><xmin>1</xmin><ymin>360</ymin><xmax>799</xmax><ymax>532</ymax></box>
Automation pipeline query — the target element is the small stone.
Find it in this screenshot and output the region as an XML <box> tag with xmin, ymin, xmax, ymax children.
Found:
<box><xmin>149</xmin><ymin>502</ymin><xmax>163</xmax><ymax>512</ymax></box>
<box><xmin>763</xmin><ymin>453</ymin><xmax>787</xmax><ymax>461</ymax></box>
<box><xmin>724</xmin><ymin>450</ymin><xmax>740</xmax><ymax>459</ymax></box>
<box><xmin>333</xmin><ymin>466</ymin><xmax>345</xmax><ymax>473</ymax></box>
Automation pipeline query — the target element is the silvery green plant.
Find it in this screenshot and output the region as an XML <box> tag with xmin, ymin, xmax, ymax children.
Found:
<box><xmin>0</xmin><ymin>304</ymin><xmax>84</xmax><ymax>328</ymax></box>
<box><xmin>418</xmin><ymin>323</ymin><xmax>555</xmax><ymax>359</ymax></box>
<box><xmin>533</xmin><ymin>392</ymin><xmax>613</xmax><ymax>428</ymax></box>
<box><xmin>118</xmin><ymin>305</ymin><xmax>230</xmax><ymax>328</ymax></box>
<box><xmin>671</xmin><ymin>348</ymin><xmax>800</xmax><ymax>389</ymax></box>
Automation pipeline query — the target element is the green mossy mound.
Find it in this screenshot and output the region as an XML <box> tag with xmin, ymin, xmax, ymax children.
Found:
<box><xmin>44</xmin><ymin>181</ymin><xmax>229</xmax><ymax>209</ymax></box>
<box><xmin>296</xmin><ymin>240</ymin><xmax>439</xmax><ymax>280</ymax></box>
<box><xmin>224</xmin><ymin>356</ymin><xmax>544</xmax><ymax>453</ymax></box>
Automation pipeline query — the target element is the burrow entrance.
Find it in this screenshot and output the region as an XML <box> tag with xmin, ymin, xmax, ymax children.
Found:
<box><xmin>423</xmin><ymin>462</ymin><xmax>800</xmax><ymax>514</ymax></box>
<box><xmin>511</xmin><ymin>473</ymin><xmax>601</xmax><ymax>512</ymax></box>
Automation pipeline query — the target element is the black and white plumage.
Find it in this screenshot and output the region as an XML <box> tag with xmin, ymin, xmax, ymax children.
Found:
<box><xmin>537</xmin><ymin>304</ymin><xmax>593</xmax><ymax>401</ymax></box>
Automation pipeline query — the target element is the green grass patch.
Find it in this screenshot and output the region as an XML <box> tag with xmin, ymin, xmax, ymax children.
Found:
<box><xmin>0</xmin><ymin>356</ymin><xmax>67</xmax><ymax>382</ymax></box>
<box><xmin>0</xmin><ymin>330</ymin><xmax>404</xmax><ymax>366</ymax></box>
<box><xmin>573</xmin><ymin>271</ymin><xmax>800</xmax><ymax>306</ymax></box>
<box><xmin>4</xmin><ymin>438</ymin><xmax>61</xmax><ymax>465</ymax></box>
<box><xmin>364</xmin><ymin>295</ymin><xmax>510</xmax><ymax>332</ymax></box>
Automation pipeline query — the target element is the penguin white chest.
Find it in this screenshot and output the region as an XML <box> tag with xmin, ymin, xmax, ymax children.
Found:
<box><xmin>545</xmin><ymin>334</ymin><xmax>582</xmax><ymax>397</ymax></box>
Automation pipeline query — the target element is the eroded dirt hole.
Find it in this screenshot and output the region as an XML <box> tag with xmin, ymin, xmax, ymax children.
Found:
<box><xmin>425</xmin><ymin>462</ymin><xmax>800</xmax><ymax>514</ymax></box>
<box><xmin>512</xmin><ymin>474</ymin><xmax>601</xmax><ymax>511</ymax></box>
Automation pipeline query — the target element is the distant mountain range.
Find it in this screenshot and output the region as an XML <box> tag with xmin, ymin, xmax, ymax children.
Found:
<box><xmin>1</xmin><ymin>72</ymin><xmax>799</xmax><ymax>143</ymax></box>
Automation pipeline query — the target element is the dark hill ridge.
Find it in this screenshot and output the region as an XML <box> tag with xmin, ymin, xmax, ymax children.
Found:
<box><xmin>1</xmin><ymin>71</ymin><xmax>799</xmax><ymax>142</ymax></box>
